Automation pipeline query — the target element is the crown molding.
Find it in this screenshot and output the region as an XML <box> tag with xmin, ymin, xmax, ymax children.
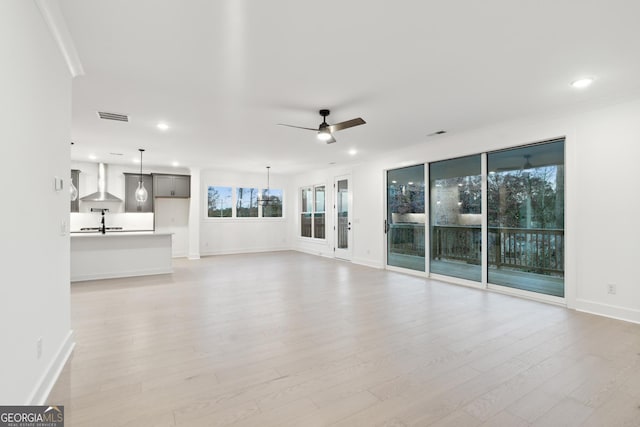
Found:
<box><xmin>35</xmin><ymin>0</ymin><xmax>85</xmax><ymax>78</ymax></box>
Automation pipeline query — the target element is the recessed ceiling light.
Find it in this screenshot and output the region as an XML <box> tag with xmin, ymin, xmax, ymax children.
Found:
<box><xmin>133</xmin><ymin>157</ymin><xmax>140</xmax><ymax>164</ymax></box>
<box><xmin>157</xmin><ymin>122</ymin><xmax>169</xmax><ymax>131</ymax></box>
<box><xmin>408</xmin><ymin>181</ymin><xmax>414</xmax><ymax>185</ymax></box>
<box><xmin>348</xmin><ymin>149</ymin><xmax>358</xmax><ymax>156</ymax></box>
<box><xmin>88</xmin><ymin>154</ymin><xmax>97</xmax><ymax>160</ymax></box>
<box><xmin>571</xmin><ymin>77</ymin><xmax>595</xmax><ymax>89</ymax></box>
<box><xmin>391</xmin><ymin>180</ymin><xmax>397</xmax><ymax>184</ymax></box>
<box><xmin>172</xmin><ymin>161</ymin><xmax>179</xmax><ymax>167</ymax></box>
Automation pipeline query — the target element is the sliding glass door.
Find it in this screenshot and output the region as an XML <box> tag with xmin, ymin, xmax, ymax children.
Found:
<box><xmin>429</xmin><ymin>155</ymin><xmax>482</xmax><ymax>282</ymax></box>
<box><xmin>386</xmin><ymin>165</ymin><xmax>425</xmax><ymax>272</ymax></box>
<box><xmin>384</xmin><ymin>139</ymin><xmax>565</xmax><ymax>298</ymax></box>
<box><xmin>487</xmin><ymin>139</ymin><xmax>565</xmax><ymax>297</ymax></box>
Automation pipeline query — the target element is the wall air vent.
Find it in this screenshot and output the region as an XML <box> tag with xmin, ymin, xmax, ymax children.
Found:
<box><xmin>97</xmin><ymin>111</ymin><xmax>129</xmax><ymax>122</ymax></box>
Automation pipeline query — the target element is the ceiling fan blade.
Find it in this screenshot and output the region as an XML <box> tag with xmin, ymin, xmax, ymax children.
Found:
<box><xmin>329</xmin><ymin>117</ymin><xmax>366</xmax><ymax>132</ymax></box>
<box><xmin>325</xmin><ymin>134</ymin><xmax>337</xmax><ymax>144</ymax></box>
<box><xmin>277</xmin><ymin>124</ymin><xmax>318</xmax><ymax>131</ymax></box>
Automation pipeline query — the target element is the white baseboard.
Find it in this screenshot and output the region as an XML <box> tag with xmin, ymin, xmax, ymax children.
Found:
<box><xmin>28</xmin><ymin>330</ymin><xmax>75</xmax><ymax>405</ymax></box>
<box><xmin>71</xmin><ymin>267</ymin><xmax>173</xmax><ymax>282</ymax></box>
<box><xmin>294</xmin><ymin>247</ymin><xmax>334</xmax><ymax>259</ymax></box>
<box><xmin>352</xmin><ymin>257</ymin><xmax>384</xmax><ymax>269</ymax></box>
<box><xmin>200</xmin><ymin>247</ymin><xmax>292</xmax><ymax>257</ymax></box>
<box><xmin>575</xmin><ymin>299</ymin><xmax>640</xmax><ymax>324</ymax></box>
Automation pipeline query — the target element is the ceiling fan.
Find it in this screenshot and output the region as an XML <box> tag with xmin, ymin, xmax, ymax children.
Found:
<box><xmin>278</xmin><ymin>109</ymin><xmax>366</xmax><ymax>144</ymax></box>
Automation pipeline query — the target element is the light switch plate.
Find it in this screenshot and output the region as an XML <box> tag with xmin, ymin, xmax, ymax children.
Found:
<box><xmin>54</xmin><ymin>176</ymin><xmax>64</xmax><ymax>191</ymax></box>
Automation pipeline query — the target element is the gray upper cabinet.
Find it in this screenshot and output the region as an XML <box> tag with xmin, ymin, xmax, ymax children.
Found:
<box><xmin>153</xmin><ymin>174</ymin><xmax>190</xmax><ymax>198</ymax></box>
<box><xmin>124</xmin><ymin>173</ymin><xmax>154</xmax><ymax>212</ymax></box>
<box><xmin>70</xmin><ymin>169</ymin><xmax>80</xmax><ymax>213</ymax></box>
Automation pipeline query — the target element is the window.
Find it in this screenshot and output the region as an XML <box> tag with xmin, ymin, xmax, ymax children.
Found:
<box><xmin>262</xmin><ymin>189</ymin><xmax>283</xmax><ymax>217</ymax></box>
<box><xmin>237</xmin><ymin>187</ymin><xmax>259</xmax><ymax>217</ymax></box>
<box><xmin>300</xmin><ymin>185</ymin><xmax>325</xmax><ymax>239</ymax></box>
<box><xmin>301</xmin><ymin>187</ymin><xmax>313</xmax><ymax>237</ymax></box>
<box><xmin>206</xmin><ymin>185</ymin><xmax>283</xmax><ymax>219</ymax></box>
<box><xmin>207</xmin><ymin>186</ymin><xmax>232</xmax><ymax>217</ymax></box>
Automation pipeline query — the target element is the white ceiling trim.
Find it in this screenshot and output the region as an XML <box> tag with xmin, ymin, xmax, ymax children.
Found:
<box><xmin>35</xmin><ymin>0</ymin><xmax>84</xmax><ymax>78</ymax></box>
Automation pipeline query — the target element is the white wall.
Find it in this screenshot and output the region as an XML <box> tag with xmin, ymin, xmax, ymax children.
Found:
<box><xmin>199</xmin><ymin>169</ymin><xmax>292</xmax><ymax>255</ymax></box>
<box><xmin>292</xmin><ymin>98</ymin><xmax>640</xmax><ymax>324</ymax></box>
<box><xmin>0</xmin><ymin>1</ymin><xmax>73</xmax><ymax>404</ymax></box>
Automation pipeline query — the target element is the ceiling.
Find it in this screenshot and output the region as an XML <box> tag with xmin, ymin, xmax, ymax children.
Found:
<box><xmin>60</xmin><ymin>0</ymin><xmax>640</xmax><ymax>174</ymax></box>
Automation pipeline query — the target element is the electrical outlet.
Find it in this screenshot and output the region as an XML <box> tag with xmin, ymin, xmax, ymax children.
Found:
<box><xmin>607</xmin><ymin>284</ymin><xmax>617</xmax><ymax>295</ymax></box>
<box><xmin>37</xmin><ymin>337</ymin><xmax>42</xmax><ymax>359</ymax></box>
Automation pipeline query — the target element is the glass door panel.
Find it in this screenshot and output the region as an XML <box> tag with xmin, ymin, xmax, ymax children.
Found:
<box><xmin>429</xmin><ymin>155</ymin><xmax>482</xmax><ymax>281</ymax></box>
<box><xmin>335</xmin><ymin>176</ymin><xmax>351</xmax><ymax>260</ymax></box>
<box><xmin>487</xmin><ymin>139</ymin><xmax>565</xmax><ymax>297</ymax></box>
<box><xmin>386</xmin><ymin>165</ymin><xmax>425</xmax><ymax>271</ymax></box>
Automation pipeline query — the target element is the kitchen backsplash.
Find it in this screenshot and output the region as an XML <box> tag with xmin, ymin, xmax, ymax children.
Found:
<box><xmin>70</xmin><ymin>212</ymin><xmax>154</xmax><ymax>232</ymax></box>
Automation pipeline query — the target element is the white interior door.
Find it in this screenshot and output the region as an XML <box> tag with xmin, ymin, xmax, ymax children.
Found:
<box><xmin>334</xmin><ymin>175</ymin><xmax>352</xmax><ymax>260</ymax></box>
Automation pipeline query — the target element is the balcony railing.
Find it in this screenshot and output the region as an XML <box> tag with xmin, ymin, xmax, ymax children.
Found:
<box><xmin>488</xmin><ymin>226</ymin><xmax>564</xmax><ymax>275</ymax></box>
<box><xmin>431</xmin><ymin>225</ymin><xmax>564</xmax><ymax>276</ymax></box>
<box><xmin>388</xmin><ymin>224</ymin><xmax>425</xmax><ymax>256</ymax></box>
<box><xmin>388</xmin><ymin>224</ymin><xmax>563</xmax><ymax>275</ymax></box>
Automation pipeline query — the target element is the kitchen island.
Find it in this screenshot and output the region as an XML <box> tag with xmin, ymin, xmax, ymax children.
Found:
<box><xmin>70</xmin><ymin>232</ymin><xmax>172</xmax><ymax>282</ymax></box>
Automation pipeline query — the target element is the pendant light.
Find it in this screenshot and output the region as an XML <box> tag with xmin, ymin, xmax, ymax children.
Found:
<box><xmin>69</xmin><ymin>178</ymin><xmax>78</xmax><ymax>201</ymax></box>
<box><xmin>69</xmin><ymin>142</ymin><xmax>78</xmax><ymax>201</ymax></box>
<box><xmin>257</xmin><ymin>166</ymin><xmax>271</xmax><ymax>206</ymax></box>
<box><xmin>135</xmin><ymin>148</ymin><xmax>148</xmax><ymax>203</ymax></box>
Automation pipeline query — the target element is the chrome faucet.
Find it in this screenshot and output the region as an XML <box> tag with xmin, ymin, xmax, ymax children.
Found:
<box><xmin>100</xmin><ymin>210</ymin><xmax>106</xmax><ymax>234</ymax></box>
<box><xmin>90</xmin><ymin>208</ymin><xmax>109</xmax><ymax>234</ymax></box>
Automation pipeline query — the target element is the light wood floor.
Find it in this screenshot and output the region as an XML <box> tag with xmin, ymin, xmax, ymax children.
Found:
<box><xmin>48</xmin><ymin>251</ymin><xmax>640</xmax><ymax>426</ymax></box>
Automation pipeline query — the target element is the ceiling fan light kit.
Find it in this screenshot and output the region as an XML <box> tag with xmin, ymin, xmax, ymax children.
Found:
<box><xmin>278</xmin><ymin>109</ymin><xmax>366</xmax><ymax>144</ymax></box>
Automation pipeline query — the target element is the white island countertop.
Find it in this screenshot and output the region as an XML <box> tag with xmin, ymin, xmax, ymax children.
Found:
<box><xmin>71</xmin><ymin>231</ymin><xmax>173</xmax><ymax>282</ymax></box>
<box><xmin>70</xmin><ymin>231</ymin><xmax>173</xmax><ymax>237</ymax></box>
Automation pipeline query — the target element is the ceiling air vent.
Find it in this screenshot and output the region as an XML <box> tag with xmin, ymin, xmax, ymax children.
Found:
<box><xmin>427</xmin><ymin>130</ymin><xmax>447</xmax><ymax>137</ymax></box>
<box><xmin>97</xmin><ymin>111</ymin><xmax>129</xmax><ymax>122</ymax></box>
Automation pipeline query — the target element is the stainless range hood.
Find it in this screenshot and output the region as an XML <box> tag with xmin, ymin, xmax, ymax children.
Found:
<box><xmin>80</xmin><ymin>163</ymin><xmax>122</xmax><ymax>202</ymax></box>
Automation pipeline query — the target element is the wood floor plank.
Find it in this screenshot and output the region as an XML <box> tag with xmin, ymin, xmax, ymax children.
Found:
<box><xmin>45</xmin><ymin>251</ymin><xmax>640</xmax><ymax>427</ymax></box>
<box><xmin>530</xmin><ymin>397</ymin><xmax>594</xmax><ymax>427</ymax></box>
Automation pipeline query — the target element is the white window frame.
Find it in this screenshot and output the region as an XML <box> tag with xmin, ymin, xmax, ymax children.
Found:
<box><xmin>204</xmin><ymin>185</ymin><xmax>285</xmax><ymax>221</ymax></box>
<box><xmin>300</xmin><ymin>184</ymin><xmax>326</xmax><ymax>239</ymax></box>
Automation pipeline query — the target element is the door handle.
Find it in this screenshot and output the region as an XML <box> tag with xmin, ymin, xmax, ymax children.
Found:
<box><xmin>384</xmin><ymin>219</ymin><xmax>389</xmax><ymax>234</ymax></box>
